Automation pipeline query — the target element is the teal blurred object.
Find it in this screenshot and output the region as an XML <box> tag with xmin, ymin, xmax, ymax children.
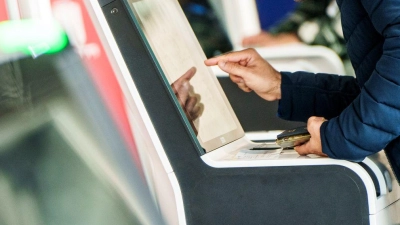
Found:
<box><xmin>0</xmin><ymin>19</ymin><xmax>68</xmax><ymax>58</ymax></box>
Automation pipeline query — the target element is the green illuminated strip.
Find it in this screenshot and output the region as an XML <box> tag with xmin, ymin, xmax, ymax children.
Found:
<box><xmin>0</xmin><ymin>19</ymin><xmax>68</xmax><ymax>56</ymax></box>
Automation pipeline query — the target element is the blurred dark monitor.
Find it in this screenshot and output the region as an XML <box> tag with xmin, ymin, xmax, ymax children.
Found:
<box><xmin>0</xmin><ymin>47</ymin><xmax>164</xmax><ymax>225</ymax></box>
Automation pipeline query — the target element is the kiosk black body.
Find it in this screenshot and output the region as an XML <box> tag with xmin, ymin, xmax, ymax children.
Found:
<box><xmin>95</xmin><ymin>0</ymin><xmax>398</xmax><ymax>224</ymax></box>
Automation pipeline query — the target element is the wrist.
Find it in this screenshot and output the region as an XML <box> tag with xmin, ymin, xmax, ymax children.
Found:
<box><xmin>271</xmin><ymin>76</ymin><xmax>282</xmax><ymax>100</ymax></box>
<box><xmin>264</xmin><ymin>72</ymin><xmax>282</xmax><ymax>101</ymax></box>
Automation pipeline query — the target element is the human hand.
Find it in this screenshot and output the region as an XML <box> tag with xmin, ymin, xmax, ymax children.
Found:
<box><xmin>171</xmin><ymin>67</ymin><xmax>203</xmax><ymax>134</ymax></box>
<box><xmin>242</xmin><ymin>32</ymin><xmax>301</xmax><ymax>48</ymax></box>
<box><xmin>294</xmin><ymin>116</ymin><xmax>328</xmax><ymax>157</ymax></box>
<box><xmin>204</xmin><ymin>48</ymin><xmax>281</xmax><ymax>101</ymax></box>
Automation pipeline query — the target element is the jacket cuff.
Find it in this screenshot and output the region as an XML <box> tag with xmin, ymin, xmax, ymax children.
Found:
<box><xmin>320</xmin><ymin>118</ymin><xmax>365</xmax><ymax>162</ymax></box>
<box><xmin>277</xmin><ymin>72</ymin><xmax>294</xmax><ymax>120</ymax></box>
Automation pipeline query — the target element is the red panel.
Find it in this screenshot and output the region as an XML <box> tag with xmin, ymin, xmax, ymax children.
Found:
<box><xmin>0</xmin><ymin>0</ymin><xmax>9</xmax><ymax>21</ymax></box>
<box><xmin>50</xmin><ymin>0</ymin><xmax>142</xmax><ymax>172</ymax></box>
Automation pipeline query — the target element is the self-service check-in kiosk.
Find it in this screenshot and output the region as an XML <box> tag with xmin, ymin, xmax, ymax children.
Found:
<box><xmin>88</xmin><ymin>0</ymin><xmax>400</xmax><ymax>224</ymax></box>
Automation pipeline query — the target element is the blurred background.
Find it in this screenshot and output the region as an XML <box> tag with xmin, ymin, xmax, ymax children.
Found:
<box><xmin>0</xmin><ymin>0</ymin><xmax>165</xmax><ymax>224</ymax></box>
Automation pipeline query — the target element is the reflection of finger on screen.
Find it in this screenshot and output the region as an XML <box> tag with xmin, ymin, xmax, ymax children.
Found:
<box><xmin>172</xmin><ymin>80</ymin><xmax>189</xmax><ymax>96</ymax></box>
<box><xmin>181</xmin><ymin>67</ymin><xmax>196</xmax><ymax>81</ymax></box>
<box><xmin>185</xmin><ymin>96</ymin><xmax>197</xmax><ymax>112</ymax></box>
<box><xmin>190</xmin><ymin>105</ymin><xmax>202</xmax><ymax>119</ymax></box>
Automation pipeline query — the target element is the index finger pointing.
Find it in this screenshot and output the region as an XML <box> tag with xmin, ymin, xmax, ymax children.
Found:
<box><xmin>204</xmin><ymin>48</ymin><xmax>257</xmax><ymax>66</ymax></box>
<box><xmin>204</xmin><ymin>57</ymin><xmax>220</xmax><ymax>66</ymax></box>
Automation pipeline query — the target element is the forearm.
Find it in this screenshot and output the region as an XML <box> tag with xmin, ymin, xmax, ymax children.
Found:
<box><xmin>278</xmin><ymin>71</ymin><xmax>359</xmax><ymax>122</ymax></box>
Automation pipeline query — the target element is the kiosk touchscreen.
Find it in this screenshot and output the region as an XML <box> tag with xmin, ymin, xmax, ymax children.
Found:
<box><xmin>102</xmin><ymin>0</ymin><xmax>279</xmax><ymax>153</ymax></box>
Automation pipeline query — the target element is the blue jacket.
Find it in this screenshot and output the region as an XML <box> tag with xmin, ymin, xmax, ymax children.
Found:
<box><xmin>278</xmin><ymin>0</ymin><xmax>400</xmax><ymax>182</ymax></box>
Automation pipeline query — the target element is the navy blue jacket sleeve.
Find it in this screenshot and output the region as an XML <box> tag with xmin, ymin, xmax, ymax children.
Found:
<box><xmin>321</xmin><ymin>0</ymin><xmax>400</xmax><ymax>161</ymax></box>
<box><xmin>278</xmin><ymin>71</ymin><xmax>360</xmax><ymax>122</ymax></box>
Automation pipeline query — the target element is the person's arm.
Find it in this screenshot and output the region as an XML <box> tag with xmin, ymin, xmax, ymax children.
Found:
<box><xmin>278</xmin><ymin>71</ymin><xmax>360</xmax><ymax>122</ymax></box>
<box><xmin>204</xmin><ymin>48</ymin><xmax>360</xmax><ymax>122</ymax></box>
<box><xmin>320</xmin><ymin>1</ymin><xmax>400</xmax><ymax>161</ymax></box>
<box><xmin>204</xmin><ymin>48</ymin><xmax>361</xmax><ymax>159</ymax></box>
